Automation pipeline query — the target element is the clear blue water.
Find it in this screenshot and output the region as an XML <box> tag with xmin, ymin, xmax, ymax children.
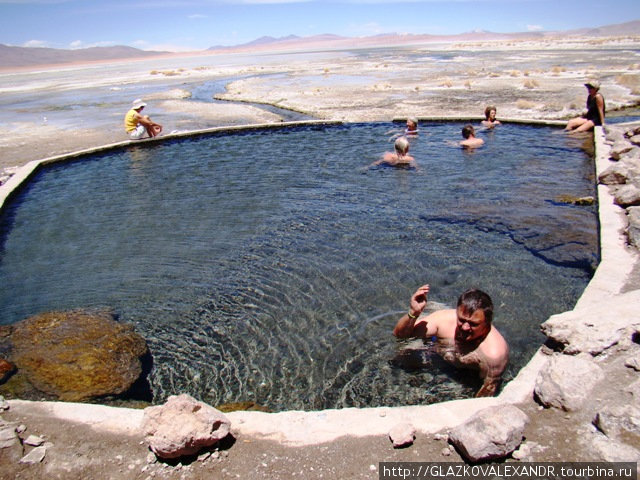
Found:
<box><xmin>0</xmin><ymin>122</ymin><xmax>597</xmax><ymax>410</ymax></box>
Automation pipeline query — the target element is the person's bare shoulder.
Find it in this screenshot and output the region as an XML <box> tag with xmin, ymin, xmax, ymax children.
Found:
<box><xmin>483</xmin><ymin>326</ymin><xmax>509</xmax><ymax>366</ymax></box>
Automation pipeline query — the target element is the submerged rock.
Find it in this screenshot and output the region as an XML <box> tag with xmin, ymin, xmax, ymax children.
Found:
<box><xmin>9</xmin><ymin>310</ymin><xmax>149</xmax><ymax>402</ymax></box>
<box><xmin>0</xmin><ymin>358</ymin><xmax>16</xmax><ymax>384</ymax></box>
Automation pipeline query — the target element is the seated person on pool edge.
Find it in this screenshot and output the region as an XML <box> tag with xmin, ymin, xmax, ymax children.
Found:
<box><xmin>124</xmin><ymin>99</ymin><xmax>163</xmax><ymax>140</ymax></box>
<box><xmin>393</xmin><ymin>284</ymin><xmax>509</xmax><ymax>397</ymax></box>
<box><xmin>565</xmin><ymin>79</ymin><xmax>605</xmax><ymax>133</ymax></box>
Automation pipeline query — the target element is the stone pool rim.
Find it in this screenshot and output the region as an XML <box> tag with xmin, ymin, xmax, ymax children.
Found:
<box><xmin>2</xmin><ymin>118</ymin><xmax>633</xmax><ymax>446</ymax></box>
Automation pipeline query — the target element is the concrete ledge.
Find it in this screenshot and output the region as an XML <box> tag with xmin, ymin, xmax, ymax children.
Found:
<box><xmin>0</xmin><ymin>120</ymin><xmax>342</xmax><ymax>213</ymax></box>
<box><xmin>391</xmin><ymin>116</ymin><xmax>567</xmax><ymax>126</ymax></box>
<box><xmin>8</xmin><ymin>396</ymin><xmax>501</xmax><ymax>446</ymax></box>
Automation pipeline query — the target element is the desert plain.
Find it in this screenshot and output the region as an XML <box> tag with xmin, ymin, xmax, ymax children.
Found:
<box><xmin>1</xmin><ymin>34</ymin><xmax>640</xmax><ymax>173</ymax></box>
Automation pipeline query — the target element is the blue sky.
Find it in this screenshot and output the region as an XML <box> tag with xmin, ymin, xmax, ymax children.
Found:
<box><xmin>1</xmin><ymin>0</ymin><xmax>639</xmax><ymax>52</ymax></box>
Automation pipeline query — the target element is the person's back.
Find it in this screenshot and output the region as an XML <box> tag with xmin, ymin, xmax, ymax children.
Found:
<box><xmin>460</xmin><ymin>124</ymin><xmax>484</xmax><ymax>148</ymax></box>
<box><xmin>372</xmin><ymin>136</ymin><xmax>416</xmax><ymax>168</ymax></box>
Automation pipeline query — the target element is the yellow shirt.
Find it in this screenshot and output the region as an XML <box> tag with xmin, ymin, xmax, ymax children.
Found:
<box><xmin>124</xmin><ymin>108</ymin><xmax>139</xmax><ymax>132</ymax></box>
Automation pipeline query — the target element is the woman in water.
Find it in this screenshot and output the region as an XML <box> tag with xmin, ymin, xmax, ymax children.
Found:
<box><xmin>481</xmin><ymin>106</ymin><xmax>501</xmax><ymax>129</ymax></box>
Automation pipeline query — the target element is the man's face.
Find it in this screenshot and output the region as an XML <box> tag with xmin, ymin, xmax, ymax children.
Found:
<box><xmin>455</xmin><ymin>306</ymin><xmax>490</xmax><ymax>344</ymax></box>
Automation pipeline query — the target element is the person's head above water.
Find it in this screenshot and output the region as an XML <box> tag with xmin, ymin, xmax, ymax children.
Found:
<box><xmin>406</xmin><ymin>117</ymin><xmax>418</xmax><ymax>132</ymax></box>
<box><xmin>484</xmin><ymin>105</ymin><xmax>497</xmax><ymax>121</ymax></box>
<box><xmin>394</xmin><ymin>136</ymin><xmax>410</xmax><ymax>155</ymax></box>
<box><xmin>461</xmin><ymin>125</ymin><xmax>475</xmax><ymax>139</ymax></box>
<box><xmin>455</xmin><ymin>288</ymin><xmax>494</xmax><ymax>344</ymax></box>
<box><xmin>457</xmin><ymin>288</ymin><xmax>493</xmax><ymax>323</ymax></box>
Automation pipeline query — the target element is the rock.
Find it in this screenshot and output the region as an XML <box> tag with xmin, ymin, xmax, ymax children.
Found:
<box><xmin>614</xmin><ymin>184</ymin><xmax>640</xmax><ymax>208</ymax></box>
<box><xmin>599</xmin><ymin>163</ymin><xmax>629</xmax><ymax>185</ymax></box>
<box><xmin>540</xmin><ymin>290</ymin><xmax>640</xmax><ymax>355</ymax></box>
<box><xmin>589</xmin><ymin>433</ymin><xmax>640</xmax><ymax>462</ymax></box>
<box><xmin>511</xmin><ymin>442</ymin><xmax>532</xmax><ymax>460</ymax></box>
<box><xmin>388</xmin><ymin>422</ymin><xmax>416</xmax><ymax>448</ymax></box>
<box><xmin>448</xmin><ymin>404</ymin><xmax>529</xmax><ymax>462</ymax></box>
<box><xmin>630</xmin><ymin>135</ymin><xmax>640</xmax><ymax>146</ymax></box>
<box><xmin>0</xmin><ymin>395</ymin><xmax>9</xmax><ymax>411</ymax></box>
<box><xmin>534</xmin><ymin>354</ymin><xmax>604</xmax><ymax>411</ymax></box>
<box><xmin>0</xmin><ymin>420</ymin><xmax>19</xmax><ymax>449</ymax></box>
<box><xmin>593</xmin><ymin>405</ymin><xmax>640</xmax><ymax>442</ymax></box>
<box><xmin>10</xmin><ymin>310</ymin><xmax>149</xmax><ymax>401</ymax></box>
<box><xmin>19</xmin><ymin>445</ymin><xmax>46</xmax><ymax>464</ymax></box>
<box><xmin>628</xmin><ymin>207</ymin><xmax>640</xmax><ymax>249</ymax></box>
<box><xmin>555</xmin><ymin>194</ymin><xmax>595</xmax><ymax>205</ymax></box>
<box><xmin>627</xmin><ymin>379</ymin><xmax>640</xmax><ymax>405</ymax></box>
<box><xmin>610</xmin><ymin>141</ymin><xmax>634</xmax><ymax>160</ymax></box>
<box><xmin>625</xmin><ymin>353</ymin><xmax>640</xmax><ymax>371</ymax></box>
<box><xmin>24</xmin><ymin>435</ymin><xmax>45</xmax><ymax>447</ymax></box>
<box><xmin>142</xmin><ymin>394</ymin><xmax>231</xmax><ymax>459</ymax></box>
<box><xmin>0</xmin><ymin>420</ymin><xmax>23</xmax><ymax>462</ymax></box>
<box><xmin>0</xmin><ymin>358</ymin><xmax>16</xmax><ymax>384</ymax></box>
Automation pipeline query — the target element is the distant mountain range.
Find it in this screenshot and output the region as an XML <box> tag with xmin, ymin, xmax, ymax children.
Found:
<box><xmin>207</xmin><ymin>19</ymin><xmax>640</xmax><ymax>53</ymax></box>
<box><xmin>1</xmin><ymin>19</ymin><xmax>639</xmax><ymax>70</ymax></box>
<box><xmin>0</xmin><ymin>44</ymin><xmax>168</xmax><ymax>69</ymax></box>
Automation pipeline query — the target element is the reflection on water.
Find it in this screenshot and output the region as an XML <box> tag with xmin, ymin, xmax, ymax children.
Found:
<box><xmin>0</xmin><ymin>122</ymin><xmax>597</xmax><ymax>410</ymax></box>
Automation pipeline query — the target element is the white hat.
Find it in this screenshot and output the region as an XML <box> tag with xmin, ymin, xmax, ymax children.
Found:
<box><xmin>132</xmin><ymin>99</ymin><xmax>147</xmax><ymax>109</ymax></box>
<box><xmin>584</xmin><ymin>80</ymin><xmax>600</xmax><ymax>90</ymax></box>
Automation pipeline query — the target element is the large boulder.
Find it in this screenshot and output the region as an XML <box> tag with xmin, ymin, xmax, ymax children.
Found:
<box><xmin>534</xmin><ymin>354</ymin><xmax>604</xmax><ymax>411</ymax></box>
<box><xmin>10</xmin><ymin>310</ymin><xmax>149</xmax><ymax>401</ymax></box>
<box><xmin>599</xmin><ymin>163</ymin><xmax>629</xmax><ymax>185</ymax></box>
<box><xmin>142</xmin><ymin>394</ymin><xmax>231</xmax><ymax>459</ymax></box>
<box><xmin>540</xmin><ymin>290</ymin><xmax>640</xmax><ymax>355</ymax></box>
<box><xmin>593</xmin><ymin>405</ymin><xmax>640</xmax><ymax>443</ymax></box>
<box><xmin>448</xmin><ymin>404</ymin><xmax>529</xmax><ymax>462</ymax></box>
<box><xmin>614</xmin><ymin>184</ymin><xmax>640</xmax><ymax>208</ymax></box>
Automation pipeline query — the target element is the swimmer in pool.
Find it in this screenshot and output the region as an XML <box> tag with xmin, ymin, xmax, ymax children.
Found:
<box><xmin>460</xmin><ymin>125</ymin><xmax>484</xmax><ymax>149</ymax></box>
<box><xmin>393</xmin><ymin>284</ymin><xmax>509</xmax><ymax>397</ymax></box>
<box><xmin>481</xmin><ymin>106</ymin><xmax>501</xmax><ymax>129</ymax></box>
<box><xmin>370</xmin><ymin>136</ymin><xmax>416</xmax><ymax>168</ymax></box>
<box><xmin>405</xmin><ymin>117</ymin><xmax>419</xmax><ymax>136</ymax></box>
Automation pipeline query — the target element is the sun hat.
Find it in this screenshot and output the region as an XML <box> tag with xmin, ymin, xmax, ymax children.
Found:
<box><xmin>132</xmin><ymin>99</ymin><xmax>147</xmax><ymax>109</ymax></box>
<box><xmin>584</xmin><ymin>80</ymin><xmax>600</xmax><ymax>90</ymax></box>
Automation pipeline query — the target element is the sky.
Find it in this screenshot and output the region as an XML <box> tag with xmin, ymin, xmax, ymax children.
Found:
<box><xmin>0</xmin><ymin>0</ymin><xmax>639</xmax><ymax>52</ymax></box>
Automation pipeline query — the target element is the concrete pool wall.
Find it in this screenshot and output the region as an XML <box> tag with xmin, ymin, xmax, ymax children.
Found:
<box><xmin>2</xmin><ymin>120</ymin><xmax>635</xmax><ymax>446</ymax></box>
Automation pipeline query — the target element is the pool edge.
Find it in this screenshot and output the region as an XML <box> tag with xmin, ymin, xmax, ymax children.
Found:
<box><xmin>3</xmin><ymin>121</ymin><xmax>637</xmax><ymax>447</ymax></box>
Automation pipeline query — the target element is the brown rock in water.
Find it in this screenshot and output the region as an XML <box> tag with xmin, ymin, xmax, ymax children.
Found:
<box><xmin>0</xmin><ymin>358</ymin><xmax>16</xmax><ymax>384</ymax></box>
<box><xmin>10</xmin><ymin>310</ymin><xmax>149</xmax><ymax>401</ymax></box>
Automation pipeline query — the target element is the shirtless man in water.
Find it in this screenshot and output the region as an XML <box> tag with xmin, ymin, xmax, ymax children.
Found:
<box><xmin>393</xmin><ymin>284</ymin><xmax>509</xmax><ymax>397</ymax></box>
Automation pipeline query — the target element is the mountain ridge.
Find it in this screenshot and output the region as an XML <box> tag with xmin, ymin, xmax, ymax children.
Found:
<box><xmin>1</xmin><ymin>19</ymin><xmax>638</xmax><ymax>69</ymax></box>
